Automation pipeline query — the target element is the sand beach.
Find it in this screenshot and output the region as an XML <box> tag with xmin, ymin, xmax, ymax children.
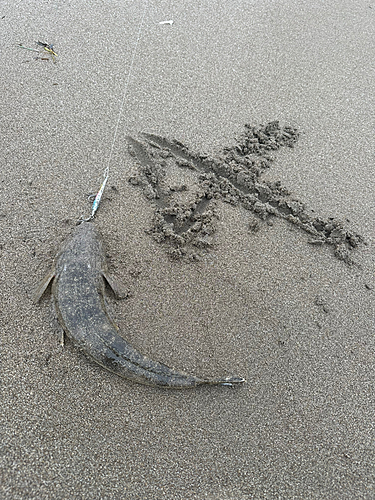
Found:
<box><xmin>1</xmin><ymin>1</ymin><xmax>374</xmax><ymax>498</ymax></box>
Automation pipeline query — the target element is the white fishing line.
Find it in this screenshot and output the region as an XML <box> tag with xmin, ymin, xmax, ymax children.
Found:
<box><xmin>104</xmin><ymin>0</ymin><xmax>149</xmax><ymax>178</ymax></box>
<box><xmin>80</xmin><ymin>0</ymin><xmax>148</xmax><ymax>221</ymax></box>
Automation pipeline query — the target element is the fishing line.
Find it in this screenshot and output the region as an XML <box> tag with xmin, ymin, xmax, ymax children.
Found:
<box><xmin>80</xmin><ymin>0</ymin><xmax>148</xmax><ymax>222</ymax></box>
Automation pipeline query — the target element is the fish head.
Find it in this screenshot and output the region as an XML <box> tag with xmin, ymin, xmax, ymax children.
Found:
<box><xmin>55</xmin><ymin>222</ymin><xmax>106</xmax><ymax>272</ymax></box>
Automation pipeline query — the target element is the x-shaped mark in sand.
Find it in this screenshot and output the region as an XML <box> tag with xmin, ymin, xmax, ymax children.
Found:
<box><xmin>127</xmin><ymin>121</ymin><xmax>363</xmax><ymax>264</ymax></box>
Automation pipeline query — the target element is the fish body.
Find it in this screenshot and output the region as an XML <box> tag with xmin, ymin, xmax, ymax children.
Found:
<box><xmin>34</xmin><ymin>222</ymin><xmax>245</xmax><ymax>388</ymax></box>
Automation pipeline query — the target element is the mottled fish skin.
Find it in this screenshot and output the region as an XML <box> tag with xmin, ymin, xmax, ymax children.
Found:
<box><xmin>34</xmin><ymin>222</ymin><xmax>246</xmax><ymax>388</ymax></box>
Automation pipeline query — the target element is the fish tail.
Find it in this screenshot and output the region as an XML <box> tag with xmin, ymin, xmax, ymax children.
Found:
<box><xmin>203</xmin><ymin>376</ymin><xmax>246</xmax><ymax>387</ymax></box>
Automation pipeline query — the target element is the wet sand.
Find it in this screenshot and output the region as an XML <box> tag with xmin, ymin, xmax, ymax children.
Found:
<box><xmin>1</xmin><ymin>1</ymin><xmax>375</xmax><ymax>498</ymax></box>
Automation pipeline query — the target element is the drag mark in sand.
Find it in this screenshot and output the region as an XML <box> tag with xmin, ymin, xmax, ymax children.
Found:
<box><xmin>127</xmin><ymin>122</ymin><xmax>364</xmax><ymax>263</ymax></box>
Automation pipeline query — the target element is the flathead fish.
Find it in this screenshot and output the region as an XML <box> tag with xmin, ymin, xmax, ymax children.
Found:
<box><xmin>34</xmin><ymin>223</ymin><xmax>246</xmax><ymax>388</ymax></box>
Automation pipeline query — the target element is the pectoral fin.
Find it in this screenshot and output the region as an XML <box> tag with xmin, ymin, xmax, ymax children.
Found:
<box><xmin>102</xmin><ymin>272</ymin><xmax>130</xmax><ymax>300</ymax></box>
<box><xmin>33</xmin><ymin>270</ymin><xmax>56</xmax><ymax>303</ymax></box>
